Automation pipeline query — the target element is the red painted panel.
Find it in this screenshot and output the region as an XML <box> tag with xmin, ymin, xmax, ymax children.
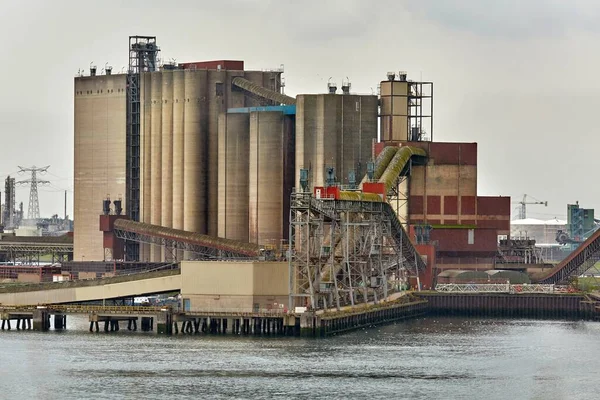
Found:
<box><xmin>443</xmin><ymin>220</ymin><xmax>458</xmax><ymax>225</ymax></box>
<box><xmin>430</xmin><ymin>228</ymin><xmax>498</xmax><ymax>252</ymax></box>
<box><xmin>410</xmin><ymin>195</ymin><xmax>424</xmax><ymax>214</ymax></box>
<box><xmin>461</xmin><ymin>196</ymin><xmax>476</xmax><ymax>214</ymax></box>
<box><xmin>444</xmin><ymin>195</ymin><xmax>458</xmax><ymax>215</ymax></box>
<box><xmin>477</xmin><ymin>219</ymin><xmax>510</xmax><ymax>231</ymax></box>
<box><xmin>460</xmin><ymin>143</ymin><xmax>478</xmax><ymax>165</ymax></box>
<box><xmin>427</xmin><ymin>195</ymin><xmax>441</xmax><ymax>214</ymax></box>
<box><xmin>428</xmin><ymin>219</ymin><xmax>441</xmax><ymax>225</ymax></box>
<box><xmin>430</xmin><ymin>143</ymin><xmax>460</xmax><ymax>164</ymax></box>
<box><xmin>477</xmin><ymin>196</ymin><xmax>511</xmax><ymax>216</ymax></box>
<box><xmin>462</xmin><ymin>220</ymin><xmax>477</xmax><ymax>225</ymax></box>
<box><xmin>363</xmin><ymin>182</ymin><xmax>386</xmax><ymax>196</ymax></box>
<box><xmin>179</xmin><ymin>60</ymin><xmax>244</xmax><ymax>70</ymax></box>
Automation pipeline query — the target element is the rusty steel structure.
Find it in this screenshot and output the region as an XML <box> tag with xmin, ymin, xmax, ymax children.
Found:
<box><xmin>0</xmin><ymin>236</ymin><xmax>72</xmax><ymax>265</ymax></box>
<box><xmin>288</xmin><ymin>190</ymin><xmax>426</xmax><ymax>311</ymax></box>
<box><xmin>113</xmin><ymin>219</ymin><xmax>266</xmax><ymax>261</ymax></box>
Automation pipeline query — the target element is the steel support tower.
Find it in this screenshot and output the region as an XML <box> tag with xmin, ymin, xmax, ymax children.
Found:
<box><xmin>126</xmin><ymin>36</ymin><xmax>159</xmax><ymax>261</ymax></box>
<box><xmin>17</xmin><ymin>165</ymin><xmax>50</xmax><ymax>220</ymax></box>
<box><xmin>288</xmin><ymin>191</ymin><xmax>424</xmax><ymax>311</ymax></box>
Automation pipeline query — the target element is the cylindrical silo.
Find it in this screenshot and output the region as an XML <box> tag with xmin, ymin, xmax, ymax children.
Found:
<box><xmin>249</xmin><ymin>111</ymin><xmax>287</xmax><ymax>247</ymax></box>
<box><xmin>172</xmin><ymin>70</ymin><xmax>185</xmax><ymax>232</ymax></box>
<box><xmin>183</xmin><ymin>69</ymin><xmax>208</xmax><ymax>235</ymax></box>
<box><xmin>314</xmin><ymin>94</ymin><xmax>339</xmax><ymax>188</ymax></box>
<box><xmin>161</xmin><ymin>71</ymin><xmax>174</xmax><ymax>261</ymax></box>
<box><xmin>150</xmin><ymin>72</ymin><xmax>163</xmax><ymax>262</ymax></box>
<box><xmin>339</xmin><ymin>95</ymin><xmax>377</xmax><ymax>183</ymax></box>
<box><xmin>140</xmin><ymin>72</ymin><xmax>152</xmax><ymax>262</ymax></box>
<box><xmin>207</xmin><ymin>70</ymin><xmax>226</xmax><ymax>237</ymax></box>
<box><xmin>161</xmin><ymin>71</ymin><xmax>174</xmax><ymax>229</ymax></box>
<box><xmin>218</xmin><ymin>112</ymin><xmax>250</xmax><ymax>242</ymax></box>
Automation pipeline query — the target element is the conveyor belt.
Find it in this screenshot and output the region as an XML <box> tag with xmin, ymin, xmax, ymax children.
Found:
<box><xmin>232</xmin><ymin>77</ymin><xmax>296</xmax><ymax>105</ymax></box>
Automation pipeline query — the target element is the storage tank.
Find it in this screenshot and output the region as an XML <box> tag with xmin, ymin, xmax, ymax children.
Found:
<box><xmin>150</xmin><ymin>72</ymin><xmax>163</xmax><ymax>261</ymax></box>
<box><xmin>249</xmin><ymin>111</ymin><xmax>294</xmax><ymax>247</ymax></box>
<box><xmin>295</xmin><ymin>94</ymin><xmax>377</xmax><ymax>189</ymax></box>
<box><xmin>140</xmin><ymin>72</ymin><xmax>152</xmax><ymax>262</ymax></box>
<box><xmin>161</xmin><ymin>71</ymin><xmax>173</xmax><ymax>232</ymax></box>
<box><xmin>380</xmin><ymin>79</ymin><xmax>409</xmax><ymax>141</ymax></box>
<box><xmin>183</xmin><ymin>69</ymin><xmax>208</xmax><ymax>234</ymax></box>
<box><xmin>172</xmin><ymin>69</ymin><xmax>185</xmax><ymax>232</ymax></box>
<box><xmin>207</xmin><ymin>70</ymin><xmax>227</xmax><ymax>237</ymax></box>
<box><xmin>217</xmin><ymin>113</ymin><xmax>250</xmax><ymax>242</ymax></box>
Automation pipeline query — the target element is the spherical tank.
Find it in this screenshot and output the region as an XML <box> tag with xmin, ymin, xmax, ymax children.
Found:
<box><xmin>206</xmin><ymin>70</ymin><xmax>226</xmax><ymax>237</ymax></box>
<box><xmin>172</xmin><ymin>70</ymin><xmax>185</xmax><ymax>232</ymax></box>
<box><xmin>161</xmin><ymin>71</ymin><xmax>174</xmax><ymax>231</ymax></box>
<box><xmin>249</xmin><ymin>111</ymin><xmax>286</xmax><ymax>247</ymax></box>
<box><xmin>150</xmin><ymin>72</ymin><xmax>163</xmax><ymax>261</ymax></box>
<box><xmin>217</xmin><ymin>113</ymin><xmax>250</xmax><ymax>242</ymax></box>
<box><xmin>183</xmin><ymin>70</ymin><xmax>208</xmax><ymax>234</ymax></box>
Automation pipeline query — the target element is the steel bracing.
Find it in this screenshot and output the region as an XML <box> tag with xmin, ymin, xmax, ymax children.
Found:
<box><xmin>126</xmin><ymin>36</ymin><xmax>159</xmax><ymax>261</ymax></box>
<box><xmin>113</xmin><ymin>222</ymin><xmax>264</xmax><ymax>262</ymax></box>
<box><xmin>0</xmin><ymin>242</ymin><xmax>72</xmax><ymax>265</ymax></box>
<box><xmin>435</xmin><ymin>283</ymin><xmax>557</xmax><ymax>294</ymax></box>
<box><xmin>537</xmin><ymin>228</ymin><xmax>600</xmax><ymax>284</ymax></box>
<box><xmin>288</xmin><ymin>191</ymin><xmax>426</xmax><ymax>310</ymax></box>
<box><xmin>17</xmin><ymin>166</ymin><xmax>50</xmax><ymax>220</ymax></box>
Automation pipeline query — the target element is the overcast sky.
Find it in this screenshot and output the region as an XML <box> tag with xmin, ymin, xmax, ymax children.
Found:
<box><xmin>1</xmin><ymin>0</ymin><xmax>599</xmax><ymax>220</ymax></box>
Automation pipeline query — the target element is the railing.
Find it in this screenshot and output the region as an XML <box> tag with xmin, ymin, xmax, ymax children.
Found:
<box><xmin>0</xmin><ymin>304</ymin><xmax>168</xmax><ymax>314</ymax></box>
<box><xmin>435</xmin><ymin>283</ymin><xmax>558</xmax><ymax>294</ymax></box>
<box><xmin>182</xmin><ymin>308</ymin><xmax>287</xmax><ymax>316</ymax></box>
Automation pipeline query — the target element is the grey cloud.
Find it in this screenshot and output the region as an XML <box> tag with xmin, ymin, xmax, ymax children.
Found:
<box><xmin>404</xmin><ymin>0</ymin><xmax>600</xmax><ymax>38</ymax></box>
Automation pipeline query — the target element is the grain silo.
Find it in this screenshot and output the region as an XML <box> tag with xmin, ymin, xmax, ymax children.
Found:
<box><xmin>295</xmin><ymin>92</ymin><xmax>378</xmax><ymax>189</ymax></box>
<box><xmin>248</xmin><ymin>110</ymin><xmax>295</xmax><ymax>247</ymax></box>
<box><xmin>73</xmin><ymin>36</ymin><xmax>286</xmax><ymax>261</ymax></box>
<box><xmin>217</xmin><ymin>112</ymin><xmax>250</xmax><ymax>242</ymax></box>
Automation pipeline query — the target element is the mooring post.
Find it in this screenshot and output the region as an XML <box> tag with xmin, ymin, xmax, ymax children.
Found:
<box><xmin>32</xmin><ymin>309</ymin><xmax>49</xmax><ymax>332</ymax></box>
<box><xmin>155</xmin><ymin>310</ymin><xmax>173</xmax><ymax>335</ymax></box>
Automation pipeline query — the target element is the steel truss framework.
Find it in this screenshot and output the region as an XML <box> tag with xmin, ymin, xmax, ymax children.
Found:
<box><xmin>288</xmin><ymin>191</ymin><xmax>426</xmax><ymax>310</ymax></box>
<box><xmin>435</xmin><ymin>283</ymin><xmax>557</xmax><ymax>294</ymax></box>
<box><xmin>114</xmin><ymin>228</ymin><xmax>260</xmax><ymax>262</ymax></box>
<box><xmin>538</xmin><ymin>229</ymin><xmax>600</xmax><ymax>285</ymax></box>
<box><xmin>125</xmin><ymin>36</ymin><xmax>159</xmax><ymax>261</ymax></box>
<box><xmin>0</xmin><ymin>244</ymin><xmax>72</xmax><ymax>265</ymax></box>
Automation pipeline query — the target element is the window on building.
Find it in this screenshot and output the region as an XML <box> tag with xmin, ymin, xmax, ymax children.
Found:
<box><xmin>467</xmin><ymin>229</ymin><xmax>475</xmax><ymax>245</ymax></box>
<box><xmin>215</xmin><ymin>82</ymin><xmax>224</xmax><ymax>97</ymax></box>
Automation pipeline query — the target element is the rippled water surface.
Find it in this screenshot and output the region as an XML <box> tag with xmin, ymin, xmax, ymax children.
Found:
<box><xmin>0</xmin><ymin>316</ymin><xmax>598</xmax><ymax>399</ymax></box>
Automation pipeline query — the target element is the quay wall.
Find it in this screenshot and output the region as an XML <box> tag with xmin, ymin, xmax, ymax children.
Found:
<box><xmin>419</xmin><ymin>293</ymin><xmax>595</xmax><ymax>319</ymax></box>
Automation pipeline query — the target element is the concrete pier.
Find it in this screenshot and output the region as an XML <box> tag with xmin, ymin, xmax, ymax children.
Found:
<box><xmin>300</xmin><ymin>299</ymin><xmax>429</xmax><ymax>337</ymax></box>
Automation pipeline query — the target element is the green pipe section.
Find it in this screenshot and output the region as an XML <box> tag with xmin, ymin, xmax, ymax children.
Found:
<box><xmin>378</xmin><ymin>146</ymin><xmax>427</xmax><ymax>194</ymax></box>
<box><xmin>360</xmin><ymin>146</ymin><xmax>398</xmax><ymax>187</ymax></box>
<box><xmin>337</xmin><ymin>191</ymin><xmax>383</xmax><ymax>202</ymax></box>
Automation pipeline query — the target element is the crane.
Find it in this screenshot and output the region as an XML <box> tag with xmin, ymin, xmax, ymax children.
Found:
<box><xmin>518</xmin><ymin>194</ymin><xmax>547</xmax><ymax>220</ymax></box>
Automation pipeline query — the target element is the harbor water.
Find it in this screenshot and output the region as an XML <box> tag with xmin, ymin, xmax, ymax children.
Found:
<box><xmin>0</xmin><ymin>316</ymin><xmax>598</xmax><ymax>399</ymax></box>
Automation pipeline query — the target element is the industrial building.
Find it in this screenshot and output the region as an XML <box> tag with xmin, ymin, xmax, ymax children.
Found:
<box><xmin>73</xmin><ymin>35</ymin><xmax>517</xmax><ymax>310</ymax></box>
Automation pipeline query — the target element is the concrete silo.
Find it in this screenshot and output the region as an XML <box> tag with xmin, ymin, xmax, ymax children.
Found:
<box><xmin>217</xmin><ymin>113</ymin><xmax>250</xmax><ymax>242</ymax></box>
<box><xmin>183</xmin><ymin>69</ymin><xmax>208</xmax><ymax>234</ymax></box>
<box><xmin>248</xmin><ymin>111</ymin><xmax>295</xmax><ymax>247</ymax></box>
